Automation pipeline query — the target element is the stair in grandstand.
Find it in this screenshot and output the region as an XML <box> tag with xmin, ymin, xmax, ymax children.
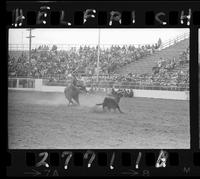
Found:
<box><xmin>119</xmin><ymin>38</ymin><xmax>189</xmax><ymax>75</ymax></box>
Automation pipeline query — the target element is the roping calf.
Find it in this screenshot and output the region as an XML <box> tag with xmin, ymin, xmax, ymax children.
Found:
<box><xmin>96</xmin><ymin>93</ymin><xmax>124</xmax><ymax>113</ymax></box>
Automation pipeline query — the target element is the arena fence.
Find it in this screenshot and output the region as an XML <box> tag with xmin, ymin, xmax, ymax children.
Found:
<box><xmin>8</xmin><ymin>75</ymin><xmax>189</xmax><ymax>92</ymax></box>
<box><xmin>43</xmin><ymin>81</ymin><xmax>189</xmax><ymax>91</ymax></box>
<box><xmin>8</xmin><ymin>78</ymin><xmax>189</xmax><ymax>100</ymax></box>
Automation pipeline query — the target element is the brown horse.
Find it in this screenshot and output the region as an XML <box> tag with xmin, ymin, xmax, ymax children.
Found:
<box><xmin>64</xmin><ymin>84</ymin><xmax>80</xmax><ymax>105</ymax></box>
<box><xmin>64</xmin><ymin>84</ymin><xmax>88</xmax><ymax>105</ymax></box>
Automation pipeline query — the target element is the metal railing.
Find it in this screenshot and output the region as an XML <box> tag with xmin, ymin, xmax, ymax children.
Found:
<box><xmin>44</xmin><ymin>81</ymin><xmax>189</xmax><ymax>91</ymax></box>
<box><xmin>8</xmin><ymin>76</ymin><xmax>189</xmax><ymax>91</ymax></box>
<box><xmin>159</xmin><ymin>32</ymin><xmax>189</xmax><ymax>50</ymax></box>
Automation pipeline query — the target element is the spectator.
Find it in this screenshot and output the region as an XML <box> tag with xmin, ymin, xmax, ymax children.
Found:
<box><xmin>8</xmin><ymin>44</ymin><xmax>189</xmax><ymax>91</ymax></box>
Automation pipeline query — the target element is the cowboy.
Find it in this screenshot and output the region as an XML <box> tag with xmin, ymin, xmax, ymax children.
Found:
<box><xmin>72</xmin><ymin>73</ymin><xmax>78</xmax><ymax>86</ymax></box>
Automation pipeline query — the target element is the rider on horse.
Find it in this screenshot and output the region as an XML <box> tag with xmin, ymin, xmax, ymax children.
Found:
<box><xmin>72</xmin><ymin>73</ymin><xmax>78</xmax><ymax>86</ymax></box>
<box><xmin>66</xmin><ymin>72</ymin><xmax>78</xmax><ymax>89</ymax></box>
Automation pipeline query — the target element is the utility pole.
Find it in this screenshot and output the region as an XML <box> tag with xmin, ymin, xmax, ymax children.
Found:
<box><xmin>26</xmin><ymin>28</ymin><xmax>35</xmax><ymax>62</ymax></box>
<box><xmin>97</xmin><ymin>28</ymin><xmax>101</xmax><ymax>83</ymax></box>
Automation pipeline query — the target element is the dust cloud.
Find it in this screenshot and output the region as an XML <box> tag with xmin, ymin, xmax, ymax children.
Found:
<box><xmin>12</xmin><ymin>91</ymin><xmax>107</xmax><ymax>108</ymax></box>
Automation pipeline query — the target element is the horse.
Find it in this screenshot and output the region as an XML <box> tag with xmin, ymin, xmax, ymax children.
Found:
<box><xmin>64</xmin><ymin>84</ymin><xmax>87</xmax><ymax>105</ymax></box>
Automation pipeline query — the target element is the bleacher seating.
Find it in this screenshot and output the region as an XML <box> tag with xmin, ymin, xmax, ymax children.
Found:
<box><xmin>8</xmin><ymin>39</ymin><xmax>189</xmax><ymax>92</ymax></box>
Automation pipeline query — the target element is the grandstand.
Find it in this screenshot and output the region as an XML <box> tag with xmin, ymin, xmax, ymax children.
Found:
<box><xmin>8</xmin><ymin>32</ymin><xmax>189</xmax><ymax>93</ymax></box>
<box><xmin>119</xmin><ymin>38</ymin><xmax>189</xmax><ymax>75</ymax></box>
<box><xmin>9</xmin><ymin>50</ymin><xmax>28</xmax><ymax>59</ymax></box>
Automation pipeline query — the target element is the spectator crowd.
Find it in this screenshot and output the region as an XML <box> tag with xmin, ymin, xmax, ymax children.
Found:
<box><xmin>8</xmin><ymin>43</ymin><xmax>189</xmax><ymax>90</ymax></box>
<box><xmin>8</xmin><ymin>44</ymin><xmax>157</xmax><ymax>78</ymax></box>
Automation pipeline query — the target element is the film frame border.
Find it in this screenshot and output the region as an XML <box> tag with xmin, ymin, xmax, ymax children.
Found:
<box><xmin>4</xmin><ymin>0</ymin><xmax>200</xmax><ymax>177</ymax></box>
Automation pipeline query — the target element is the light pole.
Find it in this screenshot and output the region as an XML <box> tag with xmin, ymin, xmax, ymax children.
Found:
<box><xmin>26</xmin><ymin>28</ymin><xmax>35</xmax><ymax>62</ymax></box>
<box><xmin>97</xmin><ymin>28</ymin><xmax>101</xmax><ymax>83</ymax></box>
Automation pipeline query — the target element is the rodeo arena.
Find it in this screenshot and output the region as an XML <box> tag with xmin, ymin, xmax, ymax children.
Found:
<box><xmin>8</xmin><ymin>29</ymin><xmax>190</xmax><ymax>149</ymax></box>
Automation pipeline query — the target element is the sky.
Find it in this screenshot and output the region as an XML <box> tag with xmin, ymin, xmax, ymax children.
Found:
<box><xmin>9</xmin><ymin>28</ymin><xmax>189</xmax><ymax>50</ymax></box>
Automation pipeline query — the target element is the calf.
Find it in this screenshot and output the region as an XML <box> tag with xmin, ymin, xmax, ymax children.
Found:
<box><xmin>96</xmin><ymin>93</ymin><xmax>123</xmax><ymax>113</ymax></box>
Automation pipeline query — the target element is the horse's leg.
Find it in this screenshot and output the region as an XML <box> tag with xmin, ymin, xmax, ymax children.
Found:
<box><xmin>70</xmin><ymin>98</ymin><xmax>74</xmax><ymax>105</ymax></box>
<box><xmin>117</xmin><ymin>105</ymin><xmax>123</xmax><ymax>113</ymax></box>
<box><xmin>73</xmin><ymin>96</ymin><xmax>80</xmax><ymax>105</ymax></box>
<box><xmin>103</xmin><ymin>105</ymin><xmax>108</xmax><ymax>112</ymax></box>
<box><xmin>66</xmin><ymin>96</ymin><xmax>70</xmax><ymax>106</ymax></box>
<box><xmin>103</xmin><ymin>105</ymin><xmax>106</xmax><ymax>112</ymax></box>
<box><xmin>76</xmin><ymin>97</ymin><xmax>80</xmax><ymax>105</ymax></box>
<box><xmin>67</xmin><ymin>97</ymin><xmax>73</xmax><ymax>106</ymax></box>
<box><xmin>67</xmin><ymin>100</ymin><xmax>71</xmax><ymax>106</ymax></box>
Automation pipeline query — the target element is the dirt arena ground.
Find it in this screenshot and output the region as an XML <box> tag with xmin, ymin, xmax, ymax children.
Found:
<box><xmin>8</xmin><ymin>90</ymin><xmax>190</xmax><ymax>149</ymax></box>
